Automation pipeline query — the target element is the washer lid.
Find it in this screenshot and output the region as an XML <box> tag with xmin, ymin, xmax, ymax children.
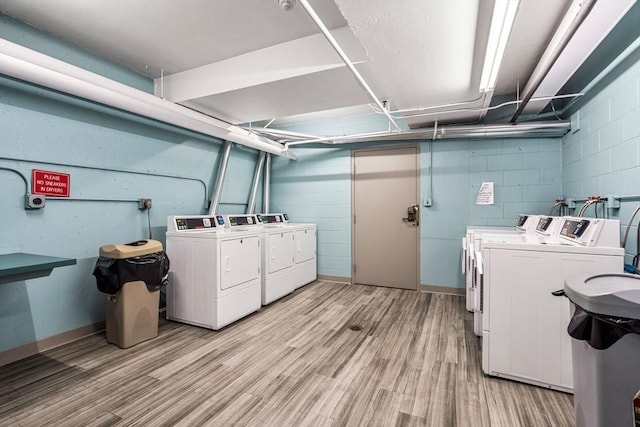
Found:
<box><xmin>564</xmin><ymin>273</ymin><xmax>640</xmax><ymax>319</ymax></box>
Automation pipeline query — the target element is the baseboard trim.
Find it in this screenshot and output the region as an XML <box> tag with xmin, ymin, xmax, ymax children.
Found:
<box><xmin>419</xmin><ymin>284</ymin><xmax>465</xmax><ymax>296</ymax></box>
<box><xmin>317</xmin><ymin>274</ymin><xmax>351</xmax><ymax>283</ymax></box>
<box><xmin>0</xmin><ymin>321</ymin><xmax>105</xmax><ymax>367</ymax></box>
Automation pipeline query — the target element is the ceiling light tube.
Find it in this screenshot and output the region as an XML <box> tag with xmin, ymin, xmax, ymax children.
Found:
<box><xmin>0</xmin><ymin>38</ymin><xmax>297</xmax><ymax>159</ymax></box>
<box><xmin>479</xmin><ymin>0</ymin><xmax>521</xmax><ymax>92</ymax></box>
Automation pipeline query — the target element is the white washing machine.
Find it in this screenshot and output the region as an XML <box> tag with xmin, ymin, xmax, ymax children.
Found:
<box><xmin>470</xmin><ymin>215</ymin><xmax>562</xmax><ymax>337</ymax></box>
<box><xmin>165</xmin><ymin>214</ymin><xmax>262</xmax><ymax>330</ymax></box>
<box><xmin>255</xmin><ymin>213</ymin><xmax>296</xmax><ymax>305</ymax></box>
<box><xmin>477</xmin><ymin>217</ymin><xmax>624</xmax><ymax>392</ymax></box>
<box><xmin>463</xmin><ymin>214</ymin><xmax>540</xmax><ymax>312</ymax></box>
<box><xmin>279</xmin><ymin>213</ymin><xmax>317</xmax><ymax>289</ymax></box>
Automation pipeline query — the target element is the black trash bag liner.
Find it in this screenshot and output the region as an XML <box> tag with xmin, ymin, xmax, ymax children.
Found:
<box><xmin>93</xmin><ymin>257</ymin><xmax>119</xmax><ymax>294</ymax></box>
<box><xmin>93</xmin><ymin>252</ymin><xmax>170</xmax><ymax>294</ymax></box>
<box><xmin>568</xmin><ymin>304</ymin><xmax>640</xmax><ymax>350</ymax></box>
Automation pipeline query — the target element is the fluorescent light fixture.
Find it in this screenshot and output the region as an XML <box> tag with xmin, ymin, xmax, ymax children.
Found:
<box><xmin>479</xmin><ymin>0</ymin><xmax>520</xmax><ymax>92</ymax></box>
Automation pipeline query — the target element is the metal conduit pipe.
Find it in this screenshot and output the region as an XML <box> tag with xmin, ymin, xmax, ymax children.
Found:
<box><xmin>395</xmin><ymin>93</ymin><xmax>583</xmax><ymax>120</ymax></box>
<box><xmin>510</xmin><ymin>0</ymin><xmax>597</xmax><ymax>122</ymax></box>
<box><xmin>283</xmin><ymin>121</ymin><xmax>571</xmax><ymax>148</ymax></box>
<box><xmin>247</xmin><ymin>151</ymin><xmax>267</xmax><ymax>214</ymax></box>
<box><xmin>370</xmin><ymin>92</ymin><xmax>487</xmax><ymax>116</ymax></box>
<box><xmin>208</xmin><ymin>141</ymin><xmax>233</xmax><ymax>215</ymax></box>
<box><xmin>263</xmin><ymin>154</ymin><xmax>271</xmax><ymax>215</ymax></box>
<box><xmin>298</xmin><ymin>0</ymin><xmax>402</xmax><ymax>132</ymax></box>
<box><xmin>508</xmin><ymin>36</ymin><xmax>640</xmax><ymax>123</ymax></box>
<box><xmin>560</xmin><ymin>35</ymin><xmax>640</xmax><ymax>116</ymax></box>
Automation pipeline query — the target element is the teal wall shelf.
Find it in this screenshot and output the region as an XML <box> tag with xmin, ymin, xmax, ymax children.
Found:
<box><xmin>0</xmin><ymin>253</ymin><xmax>76</xmax><ymax>284</ymax></box>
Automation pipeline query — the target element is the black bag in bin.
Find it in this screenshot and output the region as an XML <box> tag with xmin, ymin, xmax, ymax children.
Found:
<box><xmin>93</xmin><ymin>251</ymin><xmax>170</xmax><ymax>294</ymax></box>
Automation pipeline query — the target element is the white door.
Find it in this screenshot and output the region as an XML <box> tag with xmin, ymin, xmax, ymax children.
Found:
<box><xmin>352</xmin><ymin>146</ymin><xmax>419</xmax><ymax>290</ymax></box>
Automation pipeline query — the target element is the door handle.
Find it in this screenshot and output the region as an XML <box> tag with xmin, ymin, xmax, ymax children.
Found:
<box><xmin>402</xmin><ymin>204</ymin><xmax>419</xmax><ymax>226</ymax></box>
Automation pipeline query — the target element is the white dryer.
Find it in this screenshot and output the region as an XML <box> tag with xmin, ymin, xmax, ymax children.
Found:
<box><xmin>279</xmin><ymin>213</ymin><xmax>317</xmax><ymax>289</ymax></box>
<box><xmin>165</xmin><ymin>214</ymin><xmax>262</xmax><ymax>330</ymax></box>
<box><xmin>477</xmin><ymin>217</ymin><xmax>624</xmax><ymax>392</ymax></box>
<box><xmin>255</xmin><ymin>213</ymin><xmax>296</xmax><ymax>305</ymax></box>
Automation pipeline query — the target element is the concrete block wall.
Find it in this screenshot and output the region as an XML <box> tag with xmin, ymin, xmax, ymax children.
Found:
<box><xmin>562</xmin><ymin>55</ymin><xmax>640</xmax><ymax>265</ymax></box>
<box><xmin>0</xmin><ymin>17</ymin><xmax>262</xmax><ymax>355</ymax></box>
<box><xmin>422</xmin><ymin>137</ymin><xmax>562</xmax><ymax>287</ymax></box>
<box><xmin>272</xmin><ymin>134</ymin><xmax>563</xmax><ymax>287</ymax></box>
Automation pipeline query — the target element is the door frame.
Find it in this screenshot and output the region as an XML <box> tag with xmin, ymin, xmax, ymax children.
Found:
<box><xmin>350</xmin><ymin>144</ymin><xmax>421</xmax><ymax>289</ymax></box>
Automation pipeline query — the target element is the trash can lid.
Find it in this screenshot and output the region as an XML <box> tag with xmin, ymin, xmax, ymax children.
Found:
<box><xmin>564</xmin><ymin>272</ymin><xmax>640</xmax><ymax>319</ymax></box>
<box><xmin>99</xmin><ymin>239</ymin><xmax>163</xmax><ymax>259</ymax></box>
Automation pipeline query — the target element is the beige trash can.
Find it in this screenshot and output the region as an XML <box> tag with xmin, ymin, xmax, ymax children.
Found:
<box><xmin>94</xmin><ymin>240</ymin><xmax>168</xmax><ymax>348</ymax></box>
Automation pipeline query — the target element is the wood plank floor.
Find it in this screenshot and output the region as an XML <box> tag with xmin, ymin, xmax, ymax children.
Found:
<box><xmin>0</xmin><ymin>281</ymin><xmax>574</xmax><ymax>426</ymax></box>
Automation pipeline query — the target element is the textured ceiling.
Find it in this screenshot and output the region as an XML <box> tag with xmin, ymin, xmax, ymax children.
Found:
<box><xmin>0</xmin><ymin>0</ymin><xmax>635</xmax><ymax>131</ymax></box>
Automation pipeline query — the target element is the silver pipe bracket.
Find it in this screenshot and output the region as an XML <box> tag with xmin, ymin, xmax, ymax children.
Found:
<box><xmin>605</xmin><ymin>195</ymin><xmax>620</xmax><ymax>209</ymax></box>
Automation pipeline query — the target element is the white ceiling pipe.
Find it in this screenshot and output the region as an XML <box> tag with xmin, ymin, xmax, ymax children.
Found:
<box><xmin>283</xmin><ymin>121</ymin><xmax>570</xmax><ymax>147</ymax></box>
<box><xmin>510</xmin><ymin>0</ymin><xmax>597</xmax><ymax>122</ymax></box>
<box><xmin>298</xmin><ymin>0</ymin><xmax>402</xmax><ymax>133</ymax></box>
<box><xmin>241</xmin><ymin>127</ymin><xmax>322</xmax><ymax>141</ymax></box>
<box><xmin>0</xmin><ymin>38</ymin><xmax>296</xmax><ymax>159</ymax></box>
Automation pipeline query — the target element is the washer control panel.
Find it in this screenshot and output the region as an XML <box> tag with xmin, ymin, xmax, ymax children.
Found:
<box><xmin>223</xmin><ymin>214</ymin><xmax>261</xmax><ymax>228</ymax></box>
<box><xmin>167</xmin><ymin>215</ymin><xmax>225</xmax><ymax>232</ymax></box>
<box><xmin>516</xmin><ymin>214</ymin><xmax>539</xmax><ymax>231</ymax></box>
<box><xmin>557</xmin><ymin>217</ymin><xmax>620</xmax><ymax>247</ymax></box>
<box><xmin>535</xmin><ymin>216</ymin><xmax>562</xmax><ymax>236</ymax></box>
<box><xmin>259</xmin><ymin>213</ymin><xmax>288</xmax><ymax>224</ymax></box>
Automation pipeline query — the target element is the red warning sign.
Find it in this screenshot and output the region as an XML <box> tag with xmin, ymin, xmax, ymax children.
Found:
<box><xmin>32</xmin><ymin>169</ymin><xmax>70</xmax><ymax>197</ymax></box>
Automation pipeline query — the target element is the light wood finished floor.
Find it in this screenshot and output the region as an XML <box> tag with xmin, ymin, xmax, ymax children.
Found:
<box><xmin>0</xmin><ymin>281</ymin><xmax>574</xmax><ymax>426</ymax></box>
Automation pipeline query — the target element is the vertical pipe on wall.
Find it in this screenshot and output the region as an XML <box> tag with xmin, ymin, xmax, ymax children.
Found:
<box><xmin>208</xmin><ymin>141</ymin><xmax>232</xmax><ymax>215</ymax></box>
<box><xmin>247</xmin><ymin>151</ymin><xmax>266</xmax><ymax>214</ymax></box>
<box><xmin>263</xmin><ymin>153</ymin><xmax>271</xmax><ymax>214</ymax></box>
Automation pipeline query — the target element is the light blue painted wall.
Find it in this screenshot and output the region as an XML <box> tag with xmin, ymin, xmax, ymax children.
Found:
<box><xmin>562</xmin><ymin>55</ymin><xmax>640</xmax><ymax>266</ymax></box>
<box><xmin>271</xmin><ymin>147</ymin><xmax>352</xmax><ymax>278</ymax></box>
<box><xmin>273</xmin><ymin>133</ymin><xmax>563</xmax><ymax>286</ymax></box>
<box><xmin>0</xmin><ymin>19</ymin><xmax>263</xmax><ymax>353</ymax></box>
<box><xmin>420</xmin><ymin>137</ymin><xmax>563</xmax><ymax>287</ymax></box>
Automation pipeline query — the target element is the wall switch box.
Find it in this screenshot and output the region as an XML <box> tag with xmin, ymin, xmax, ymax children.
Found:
<box><xmin>25</xmin><ymin>194</ymin><xmax>45</xmax><ymax>209</ymax></box>
<box><xmin>138</xmin><ymin>198</ymin><xmax>152</xmax><ymax>210</ymax></box>
<box><xmin>424</xmin><ymin>197</ymin><xmax>432</xmax><ymax>207</ymax></box>
<box><xmin>571</xmin><ymin>111</ymin><xmax>581</xmax><ymax>133</ymax></box>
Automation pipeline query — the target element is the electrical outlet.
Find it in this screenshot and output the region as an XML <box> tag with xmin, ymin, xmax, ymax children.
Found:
<box><xmin>138</xmin><ymin>198</ymin><xmax>152</xmax><ymax>210</ymax></box>
<box><xmin>25</xmin><ymin>194</ymin><xmax>46</xmax><ymax>209</ymax></box>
